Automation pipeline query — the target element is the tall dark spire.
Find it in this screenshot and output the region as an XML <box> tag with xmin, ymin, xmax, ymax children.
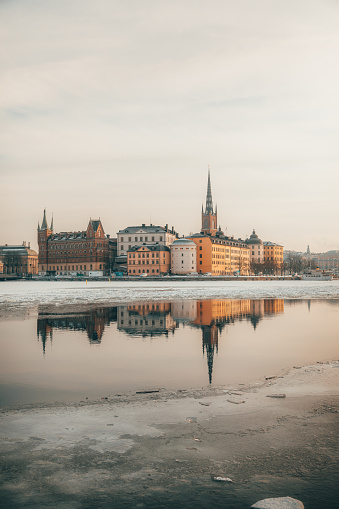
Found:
<box><xmin>41</xmin><ymin>209</ymin><xmax>48</xmax><ymax>230</ymax></box>
<box><xmin>205</xmin><ymin>168</ymin><xmax>214</xmax><ymax>214</ymax></box>
<box><xmin>50</xmin><ymin>214</ymin><xmax>54</xmax><ymax>231</ymax></box>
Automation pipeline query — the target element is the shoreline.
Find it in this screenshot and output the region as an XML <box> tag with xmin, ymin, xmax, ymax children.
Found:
<box><xmin>1</xmin><ymin>361</ymin><xmax>338</xmax><ymax>508</ymax></box>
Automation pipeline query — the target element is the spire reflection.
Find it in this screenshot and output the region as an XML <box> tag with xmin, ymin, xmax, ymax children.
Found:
<box><xmin>37</xmin><ymin>299</ymin><xmax>284</xmax><ymax>384</ymax></box>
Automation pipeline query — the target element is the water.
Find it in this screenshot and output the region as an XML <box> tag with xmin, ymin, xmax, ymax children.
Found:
<box><xmin>0</xmin><ymin>281</ymin><xmax>338</xmax><ymax>508</ymax></box>
<box><xmin>0</xmin><ymin>280</ymin><xmax>338</xmax><ymax>406</ymax></box>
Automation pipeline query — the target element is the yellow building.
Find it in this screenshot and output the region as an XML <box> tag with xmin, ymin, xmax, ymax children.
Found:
<box><xmin>127</xmin><ymin>244</ymin><xmax>171</xmax><ymax>275</ymax></box>
<box><xmin>263</xmin><ymin>241</ymin><xmax>284</xmax><ymax>270</ymax></box>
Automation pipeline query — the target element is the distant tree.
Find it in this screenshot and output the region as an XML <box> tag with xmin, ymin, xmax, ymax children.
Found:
<box><xmin>250</xmin><ymin>261</ymin><xmax>264</xmax><ymax>275</ymax></box>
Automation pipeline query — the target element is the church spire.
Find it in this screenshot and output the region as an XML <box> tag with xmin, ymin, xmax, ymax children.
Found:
<box><xmin>205</xmin><ymin>168</ymin><xmax>214</xmax><ymax>214</ymax></box>
<box><xmin>50</xmin><ymin>214</ymin><xmax>54</xmax><ymax>231</ymax></box>
<box><xmin>41</xmin><ymin>209</ymin><xmax>48</xmax><ymax>230</ymax></box>
<box><xmin>201</xmin><ymin>168</ymin><xmax>218</xmax><ymax>236</ymax></box>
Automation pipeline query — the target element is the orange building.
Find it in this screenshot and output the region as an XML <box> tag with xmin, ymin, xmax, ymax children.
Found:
<box><xmin>127</xmin><ymin>244</ymin><xmax>171</xmax><ymax>275</ymax></box>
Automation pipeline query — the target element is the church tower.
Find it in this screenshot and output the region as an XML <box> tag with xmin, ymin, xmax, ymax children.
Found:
<box><xmin>37</xmin><ymin>209</ymin><xmax>53</xmax><ymax>273</ymax></box>
<box><xmin>201</xmin><ymin>169</ymin><xmax>217</xmax><ymax>236</ymax></box>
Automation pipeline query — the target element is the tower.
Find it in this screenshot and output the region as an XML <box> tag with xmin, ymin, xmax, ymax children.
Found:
<box><xmin>37</xmin><ymin>209</ymin><xmax>53</xmax><ymax>272</ymax></box>
<box><xmin>201</xmin><ymin>169</ymin><xmax>217</xmax><ymax>236</ymax></box>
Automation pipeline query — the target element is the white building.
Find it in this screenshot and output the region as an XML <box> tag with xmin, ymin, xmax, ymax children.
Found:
<box><xmin>117</xmin><ymin>224</ymin><xmax>178</xmax><ymax>257</ymax></box>
<box><xmin>170</xmin><ymin>238</ymin><xmax>197</xmax><ymax>274</ymax></box>
<box><xmin>245</xmin><ymin>230</ymin><xmax>264</xmax><ymax>264</ymax></box>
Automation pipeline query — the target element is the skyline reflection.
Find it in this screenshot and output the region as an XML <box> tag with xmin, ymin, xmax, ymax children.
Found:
<box><xmin>37</xmin><ymin>299</ymin><xmax>284</xmax><ymax>383</ymax></box>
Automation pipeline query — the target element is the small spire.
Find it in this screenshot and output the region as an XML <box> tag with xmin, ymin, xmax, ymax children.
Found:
<box><xmin>50</xmin><ymin>214</ymin><xmax>54</xmax><ymax>231</ymax></box>
<box><xmin>41</xmin><ymin>209</ymin><xmax>48</xmax><ymax>229</ymax></box>
<box><xmin>38</xmin><ymin>221</ymin><xmax>40</xmax><ymax>230</ymax></box>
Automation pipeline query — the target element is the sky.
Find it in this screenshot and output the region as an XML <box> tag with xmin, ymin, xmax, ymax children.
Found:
<box><xmin>1</xmin><ymin>0</ymin><xmax>338</xmax><ymax>253</ymax></box>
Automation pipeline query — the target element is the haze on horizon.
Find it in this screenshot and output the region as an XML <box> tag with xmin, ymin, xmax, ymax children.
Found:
<box><xmin>1</xmin><ymin>0</ymin><xmax>338</xmax><ymax>253</ymax></box>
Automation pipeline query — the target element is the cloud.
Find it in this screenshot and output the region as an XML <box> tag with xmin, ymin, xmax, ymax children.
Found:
<box><xmin>0</xmin><ymin>0</ymin><xmax>339</xmax><ymax>251</ymax></box>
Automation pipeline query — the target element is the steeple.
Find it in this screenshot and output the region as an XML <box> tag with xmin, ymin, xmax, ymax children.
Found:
<box><xmin>50</xmin><ymin>214</ymin><xmax>54</xmax><ymax>231</ymax></box>
<box><xmin>205</xmin><ymin>168</ymin><xmax>214</xmax><ymax>214</ymax></box>
<box><xmin>41</xmin><ymin>209</ymin><xmax>48</xmax><ymax>230</ymax></box>
<box><xmin>201</xmin><ymin>168</ymin><xmax>218</xmax><ymax>236</ymax></box>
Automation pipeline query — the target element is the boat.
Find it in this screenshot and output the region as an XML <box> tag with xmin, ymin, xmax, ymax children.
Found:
<box><xmin>301</xmin><ymin>270</ymin><xmax>333</xmax><ymax>281</ymax></box>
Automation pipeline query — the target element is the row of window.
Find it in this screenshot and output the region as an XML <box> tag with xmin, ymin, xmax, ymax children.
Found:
<box><xmin>120</xmin><ymin>236</ymin><xmax>163</xmax><ymax>243</ymax></box>
<box><xmin>128</xmin><ymin>269</ymin><xmax>160</xmax><ymax>273</ymax></box>
<box><xmin>46</xmin><ymin>264</ymin><xmax>102</xmax><ymax>271</ymax></box>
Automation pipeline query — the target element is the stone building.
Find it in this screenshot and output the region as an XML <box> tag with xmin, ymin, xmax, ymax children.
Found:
<box><xmin>0</xmin><ymin>242</ymin><xmax>38</xmax><ymax>276</ymax></box>
<box><xmin>170</xmin><ymin>238</ymin><xmax>197</xmax><ymax>274</ymax></box>
<box><xmin>127</xmin><ymin>244</ymin><xmax>171</xmax><ymax>275</ymax></box>
<box><xmin>37</xmin><ymin>210</ymin><xmax>110</xmax><ymax>276</ymax></box>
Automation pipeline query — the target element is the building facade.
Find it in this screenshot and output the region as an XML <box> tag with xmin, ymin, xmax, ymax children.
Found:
<box><xmin>117</xmin><ymin>224</ymin><xmax>178</xmax><ymax>257</ymax></box>
<box><xmin>37</xmin><ymin>210</ymin><xmax>110</xmax><ymax>276</ymax></box>
<box><xmin>263</xmin><ymin>241</ymin><xmax>284</xmax><ymax>270</ymax></box>
<box><xmin>170</xmin><ymin>238</ymin><xmax>197</xmax><ymax>274</ymax></box>
<box><xmin>127</xmin><ymin>244</ymin><xmax>171</xmax><ymax>275</ymax></box>
<box><xmin>0</xmin><ymin>242</ymin><xmax>38</xmax><ymax>276</ymax></box>
<box><xmin>246</xmin><ymin>230</ymin><xmax>264</xmax><ymax>264</ymax></box>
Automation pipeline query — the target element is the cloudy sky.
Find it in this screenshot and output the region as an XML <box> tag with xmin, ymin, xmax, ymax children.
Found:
<box><xmin>1</xmin><ymin>0</ymin><xmax>338</xmax><ymax>252</ymax></box>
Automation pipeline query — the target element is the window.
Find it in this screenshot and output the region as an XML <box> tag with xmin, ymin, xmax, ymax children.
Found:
<box><xmin>145</xmin><ymin>237</ymin><xmax>148</xmax><ymax>241</ymax></box>
<box><xmin>152</xmin><ymin>236</ymin><xmax>155</xmax><ymax>241</ymax></box>
<box><xmin>159</xmin><ymin>236</ymin><xmax>163</xmax><ymax>241</ymax></box>
<box><xmin>121</xmin><ymin>237</ymin><xmax>124</xmax><ymax>242</ymax></box>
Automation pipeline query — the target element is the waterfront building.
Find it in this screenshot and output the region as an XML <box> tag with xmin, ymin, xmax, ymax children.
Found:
<box><xmin>246</xmin><ymin>230</ymin><xmax>264</xmax><ymax>264</ymax></box>
<box><xmin>309</xmin><ymin>250</ymin><xmax>339</xmax><ymax>272</ymax></box>
<box><xmin>127</xmin><ymin>243</ymin><xmax>171</xmax><ymax>275</ymax></box>
<box><xmin>0</xmin><ymin>242</ymin><xmax>38</xmax><ymax>276</ymax></box>
<box><xmin>117</xmin><ymin>224</ymin><xmax>178</xmax><ymax>258</ymax></box>
<box><xmin>170</xmin><ymin>238</ymin><xmax>197</xmax><ymax>274</ymax></box>
<box><xmin>263</xmin><ymin>241</ymin><xmax>284</xmax><ymax>269</ymax></box>
<box><xmin>37</xmin><ymin>210</ymin><xmax>110</xmax><ymax>276</ymax></box>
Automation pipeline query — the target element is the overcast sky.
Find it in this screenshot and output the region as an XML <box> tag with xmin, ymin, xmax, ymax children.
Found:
<box><xmin>1</xmin><ymin>0</ymin><xmax>338</xmax><ymax>252</ymax></box>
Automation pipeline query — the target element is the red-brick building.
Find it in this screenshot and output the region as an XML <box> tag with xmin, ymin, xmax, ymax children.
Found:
<box><xmin>37</xmin><ymin>210</ymin><xmax>111</xmax><ymax>276</ymax></box>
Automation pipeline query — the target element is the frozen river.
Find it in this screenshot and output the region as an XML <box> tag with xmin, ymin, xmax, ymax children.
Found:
<box><xmin>0</xmin><ymin>280</ymin><xmax>338</xmax><ymax>406</ymax></box>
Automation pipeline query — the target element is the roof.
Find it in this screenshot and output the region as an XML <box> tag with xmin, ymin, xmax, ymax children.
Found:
<box><xmin>246</xmin><ymin>229</ymin><xmax>263</xmax><ymax>245</ymax></box>
<box><xmin>0</xmin><ymin>245</ymin><xmax>38</xmax><ymax>256</ymax></box>
<box><xmin>128</xmin><ymin>244</ymin><xmax>170</xmax><ymax>252</ymax></box>
<box><xmin>187</xmin><ymin>233</ymin><xmax>248</xmax><ymax>247</ymax></box>
<box><xmin>171</xmin><ymin>238</ymin><xmax>196</xmax><ymax>246</ymax></box>
<box><xmin>90</xmin><ymin>220</ymin><xmax>100</xmax><ymax>232</ymax></box>
<box><xmin>264</xmin><ymin>241</ymin><xmax>283</xmax><ymax>247</ymax></box>
<box><xmin>118</xmin><ymin>225</ymin><xmax>177</xmax><ymax>235</ymax></box>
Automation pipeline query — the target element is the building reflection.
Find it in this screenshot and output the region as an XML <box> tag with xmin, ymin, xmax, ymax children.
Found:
<box><xmin>117</xmin><ymin>303</ymin><xmax>176</xmax><ymax>337</ymax></box>
<box><xmin>37</xmin><ymin>299</ymin><xmax>284</xmax><ymax>383</ymax></box>
<box><xmin>37</xmin><ymin>307</ymin><xmax>117</xmax><ymax>354</ymax></box>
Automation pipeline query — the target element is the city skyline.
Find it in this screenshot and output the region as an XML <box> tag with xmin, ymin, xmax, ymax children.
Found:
<box><xmin>1</xmin><ymin>1</ymin><xmax>339</xmax><ymax>252</ymax></box>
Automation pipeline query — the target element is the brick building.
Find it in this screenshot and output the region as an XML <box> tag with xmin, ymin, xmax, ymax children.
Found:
<box><xmin>37</xmin><ymin>210</ymin><xmax>111</xmax><ymax>276</ymax></box>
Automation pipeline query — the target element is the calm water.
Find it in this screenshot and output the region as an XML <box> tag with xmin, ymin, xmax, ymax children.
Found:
<box><xmin>1</xmin><ymin>296</ymin><xmax>338</xmax><ymax>406</ymax></box>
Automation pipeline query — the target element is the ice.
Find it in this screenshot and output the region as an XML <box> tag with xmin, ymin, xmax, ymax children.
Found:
<box><xmin>0</xmin><ymin>280</ymin><xmax>338</xmax><ymax>311</ymax></box>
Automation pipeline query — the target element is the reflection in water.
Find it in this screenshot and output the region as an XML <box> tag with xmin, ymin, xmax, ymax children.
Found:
<box><xmin>37</xmin><ymin>307</ymin><xmax>117</xmax><ymax>353</ymax></box>
<box><xmin>37</xmin><ymin>299</ymin><xmax>284</xmax><ymax>383</ymax></box>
